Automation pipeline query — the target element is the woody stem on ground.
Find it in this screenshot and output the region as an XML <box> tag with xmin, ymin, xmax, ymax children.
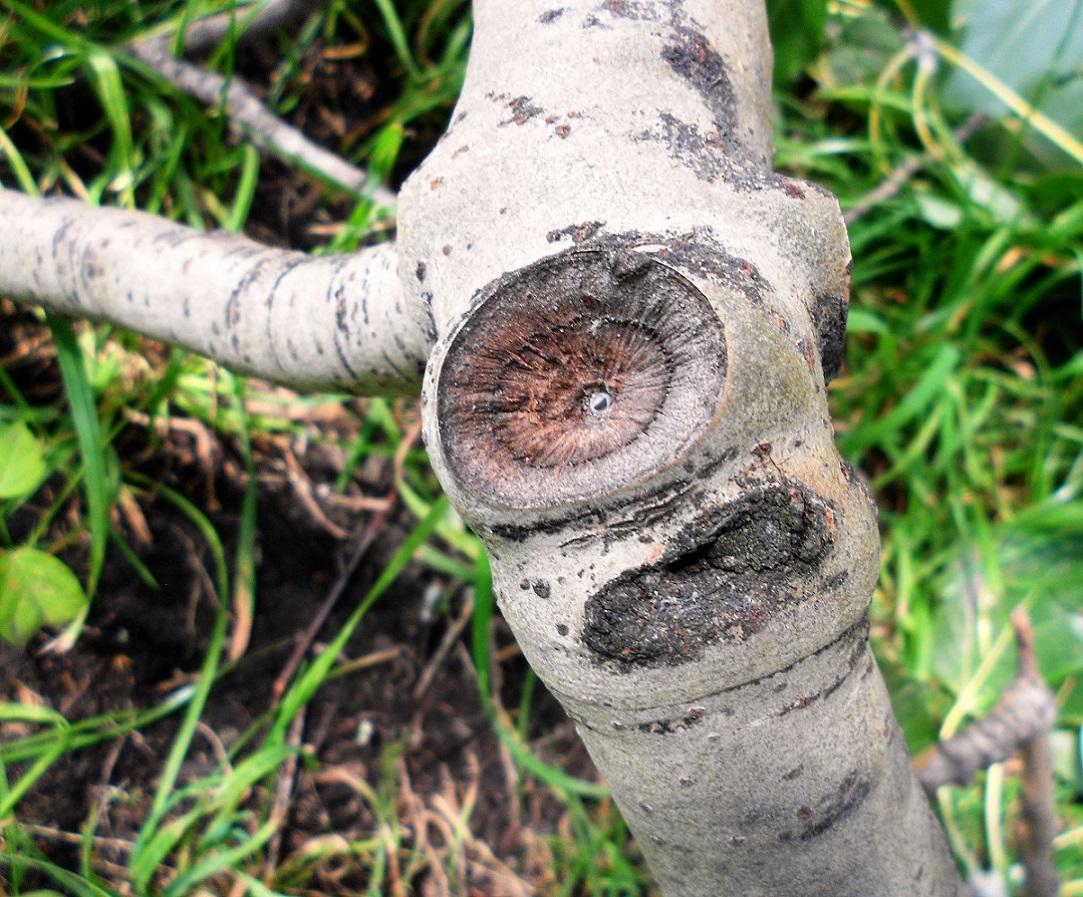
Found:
<box><xmin>914</xmin><ymin>609</ymin><xmax>1059</xmax><ymax>897</ymax></box>
<box><xmin>0</xmin><ymin>190</ymin><xmax>430</xmax><ymax>394</ymax></box>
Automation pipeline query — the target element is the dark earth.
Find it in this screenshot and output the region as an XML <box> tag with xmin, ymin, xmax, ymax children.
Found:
<box><xmin>0</xmin><ymin>14</ymin><xmax>619</xmax><ymax>895</ymax></box>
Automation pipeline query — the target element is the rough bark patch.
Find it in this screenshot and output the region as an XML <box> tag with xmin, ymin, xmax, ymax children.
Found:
<box><xmin>437</xmin><ymin>246</ymin><xmax>727</xmax><ymax>509</ymax></box>
<box><xmin>582</xmin><ymin>480</ymin><xmax>835</xmax><ymax>667</ymax></box>
<box><xmin>661</xmin><ymin>25</ymin><xmax>738</xmax><ymax>147</ymax></box>
<box><xmin>808</xmin><ymin>292</ymin><xmax>849</xmax><ymax>383</ymax></box>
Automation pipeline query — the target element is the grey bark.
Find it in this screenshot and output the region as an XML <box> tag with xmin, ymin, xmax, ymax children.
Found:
<box><xmin>411</xmin><ymin>2</ymin><xmax>961</xmax><ymax>894</ymax></box>
<box><xmin>0</xmin><ymin>1</ymin><xmax>967</xmax><ymax>893</ymax></box>
<box><xmin>171</xmin><ymin>0</ymin><xmax>314</xmax><ymax>57</ymax></box>
<box><xmin>0</xmin><ymin>191</ymin><xmax>430</xmax><ymax>394</ymax></box>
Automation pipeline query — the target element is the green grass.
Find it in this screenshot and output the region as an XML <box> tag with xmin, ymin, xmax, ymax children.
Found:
<box><xmin>1</xmin><ymin>0</ymin><xmax>1082</xmax><ymax>895</ymax></box>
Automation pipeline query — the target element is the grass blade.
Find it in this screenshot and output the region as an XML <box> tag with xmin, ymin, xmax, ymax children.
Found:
<box><xmin>46</xmin><ymin>315</ymin><xmax>110</xmax><ymax>601</ymax></box>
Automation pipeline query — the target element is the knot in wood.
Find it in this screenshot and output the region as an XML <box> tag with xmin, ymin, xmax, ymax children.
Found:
<box><xmin>435</xmin><ymin>246</ymin><xmax>728</xmax><ymax>509</ymax></box>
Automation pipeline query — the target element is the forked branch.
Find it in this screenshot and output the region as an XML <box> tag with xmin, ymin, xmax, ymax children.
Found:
<box><xmin>914</xmin><ymin>609</ymin><xmax>1059</xmax><ymax>896</ymax></box>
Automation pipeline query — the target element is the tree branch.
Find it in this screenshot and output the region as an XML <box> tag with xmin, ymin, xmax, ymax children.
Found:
<box><xmin>0</xmin><ymin>190</ymin><xmax>432</xmax><ymax>395</ymax></box>
<box><xmin>913</xmin><ymin>612</ymin><xmax>1058</xmax><ymax>795</ymax></box>
<box><xmin>174</xmin><ymin>0</ymin><xmax>315</xmax><ymax>58</ymax></box>
<box><xmin>126</xmin><ymin>37</ymin><xmax>396</xmax><ymax>206</ymax></box>
<box><xmin>914</xmin><ymin>609</ymin><xmax>1059</xmax><ymax>895</ymax></box>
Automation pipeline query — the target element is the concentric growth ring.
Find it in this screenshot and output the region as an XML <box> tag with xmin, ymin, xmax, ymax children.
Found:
<box><xmin>437</xmin><ymin>247</ymin><xmax>728</xmax><ymax>509</ymax></box>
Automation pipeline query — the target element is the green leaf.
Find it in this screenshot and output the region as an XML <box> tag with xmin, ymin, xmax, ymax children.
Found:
<box><xmin>944</xmin><ymin>0</ymin><xmax>1083</xmax><ymax>167</ymax></box>
<box><xmin>818</xmin><ymin>5</ymin><xmax>905</xmax><ymax>89</ymax></box>
<box><xmin>909</xmin><ymin>0</ymin><xmax>953</xmax><ymax>33</ymax></box>
<box><xmin>914</xmin><ymin>192</ymin><xmax>964</xmax><ymax>230</ymax></box>
<box><xmin>0</xmin><ymin>421</ymin><xmax>48</xmax><ymax>499</ymax></box>
<box><xmin>84</xmin><ymin>49</ymin><xmax>134</xmax><ymax>191</ymax></box>
<box><xmin>931</xmin><ymin>532</ymin><xmax>1083</xmax><ymax>703</ymax></box>
<box><xmin>876</xmin><ymin>649</ymin><xmax>953</xmax><ymax>754</ymax></box>
<box><xmin>47</xmin><ymin>314</ymin><xmax>110</xmax><ymax>597</ymax></box>
<box><xmin>767</xmin><ymin>0</ymin><xmax>829</xmax><ymax>85</ymax></box>
<box><xmin>0</xmin><ymin>547</ymin><xmax>89</xmax><ymax>646</ymax></box>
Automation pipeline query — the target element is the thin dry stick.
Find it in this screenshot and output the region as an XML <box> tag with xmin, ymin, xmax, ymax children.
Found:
<box><xmin>844</xmin><ymin>112</ymin><xmax>987</xmax><ymax>224</ymax></box>
<box><xmin>271</xmin><ymin>494</ymin><xmax>397</xmax><ymax>702</ymax></box>
<box><xmin>126</xmin><ymin>0</ymin><xmax>391</xmax><ymax>207</ymax></box>
<box><xmin>412</xmin><ymin>591</ymin><xmax>474</xmax><ymax>700</ymax></box>
<box><xmin>177</xmin><ymin>0</ymin><xmax>315</xmax><ymax>58</ymax></box>
<box><xmin>127</xmin><ymin>37</ymin><xmax>396</xmax><ymax>206</ymax></box>
<box><xmin>1013</xmin><ymin>608</ymin><xmax>1059</xmax><ymax>897</ymax></box>
<box><xmin>913</xmin><ymin>608</ymin><xmax>1059</xmax><ymax>894</ymax></box>
<box><xmin>263</xmin><ymin>706</ymin><xmax>307</xmax><ymax>876</ymax></box>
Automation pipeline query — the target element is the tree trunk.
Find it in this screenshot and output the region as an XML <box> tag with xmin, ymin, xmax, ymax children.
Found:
<box><xmin>408</xmin><ymin>1</ymin><xmax>961</xmax><ymax>893</ymax></box>
<box><xmin>1</xmin><ymin>1</ymin><xmax>964</xmax><ymax>893</ymax></box>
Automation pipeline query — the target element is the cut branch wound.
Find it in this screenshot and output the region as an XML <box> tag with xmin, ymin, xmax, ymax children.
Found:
<box><xmin>437</xmin><ymin>246</ymin><xmax>727</xmax><ymax>509</ymax></box>
<box><xmin>584</xmin><ymin>479</ymin><xmax>835</xmax><ymax>667</ymax></box>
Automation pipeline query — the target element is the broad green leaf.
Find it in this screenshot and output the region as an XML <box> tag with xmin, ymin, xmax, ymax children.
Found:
<box><xmin>818</xmin><ymin>6</ymin><xmax>904</xmax><ymax>89</ymax></box>
<box><xmin>1059</xmin><ymin>682</ymin><xmax>1083</xmax><ymax>729</ymax></box>
<box><xmin>916</xmin><ymin>167</ymin><xmax>1027</xmax><ymax>228</ymax></box>
<box><xmin>0</xmin><ymin>421</ymin><xmax>48</xmax><ymax>499</ymax></box>
<box><xmin>954</xmin><ymin>165</ymin><xmax>1024</xmax><ymax>221</ymax></box>
<box><xmin>1051</xmin><ymin>729</ymin><xmax>1082</xmax><ymax>789</ymax></box>
<box><xmin>876</xmin><ymin>649</ymin><xmax>953</xmax><ymax>754</ymax></box>
<box><xmin>0</xmin><ymin>547</ymin><xmax>88</xmax><ymax>646</ymax></box>
<box><xmin>914</xmin><ymin>192</ymin><xmax>964</xmax><ymax>230</ymax></box>
<box><xmin>944</xmin><ymin>0</ymin><xmax>1083</xmax><ymax>168</ymax></box>
<box><xmin>931</xmin><ymin>532</ymin><xmax>1083</xmax><ymax>705</ymax></box>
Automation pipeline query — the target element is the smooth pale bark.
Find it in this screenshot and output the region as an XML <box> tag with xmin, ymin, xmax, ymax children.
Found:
<box><xmin>0</xmin><ymin>1</ymin><xmax>965</xmax><ymax>893</ymax></box>
<box><xmin>0</xmin><ymin>191</ymin><xmax>432</xmax><ymax>394</ymax></box>
<box><xmin>411</xmin><ymin>1</ymin><xmax>962</xmax><ymax>894</ymax></box>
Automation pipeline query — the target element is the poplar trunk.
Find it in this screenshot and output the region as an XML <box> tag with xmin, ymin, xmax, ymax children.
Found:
<box><xmin>0</xmin><ymin>2</ymin><xmax>964</xmax><ymax>893</ymax></box>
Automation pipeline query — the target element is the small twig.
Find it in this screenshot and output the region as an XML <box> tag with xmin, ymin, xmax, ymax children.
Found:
<box><xmin>1012</xmin><ymin>609</ymin><xmax>1059</xmax><ymax>897</ymax></box>
<box><xmin>125</xmin><ymin>34</ymin><xmax>396</xmax><ymax>207</ymax></box>
<box><xmin>412</xmin><ymin>591</ymin><xmax>474</xmax><ymax>700</ymax></box>
<box><xmin>24</xmin><ymin>823</ymin><xmax>135</xmax><ymax>855</ymax></box>
<box><xmin>913</xmin><ymin>608</ymin><xmax>1059</xmax><ymax>895</ymax></box>
<box><xmin>263</xmin><ymin>707</ymin><xmax>306</xmax><ymax>876</ymax></box>
<box><xmin>176</xmin><ymin>0</ymin><xmax>315</xmax><ymax>58</ymax></box>
<box><xmin>271</xmin><ymin>495</ymin><xmax>396</xmax><ymax>701</ymax></box>
<box><xmin>282</xmin><ymin>448</ymin><xmax>352</xmax><ymax>539</ymax></box>
<box><xmin>844</xmin><ymin>112</ymin><xmax>987</xmax><ymax>224</ymax></box>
